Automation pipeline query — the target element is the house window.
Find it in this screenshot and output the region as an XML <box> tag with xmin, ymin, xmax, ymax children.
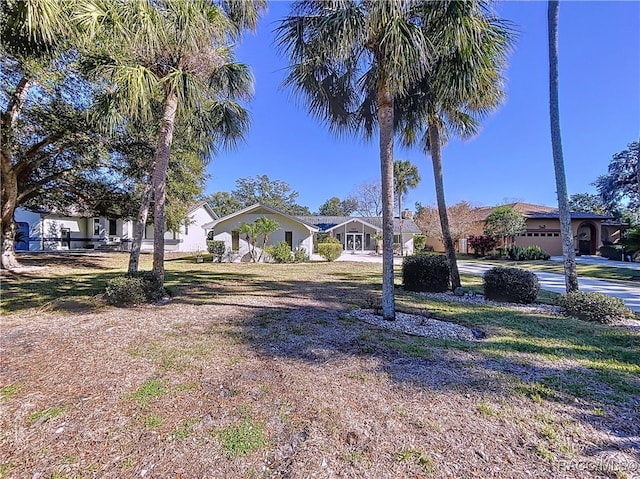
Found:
<box><xmin>285</xmin><ymin>231</ymin><xmax>293</xmax><ymax>250</ymax></box>
<box><xmin>393</xmin><ymin>234</ymin><xmax>401</xmax><ymax>244</ymax></box>
<box><xmin>232</xmin><ymin>230</ymin><xmax>240</xmax><ymax>251</ymax></box>
<box><xmin>336</xmin><ymin>233</ymin><xmax>341</xmax><ymax>242</ymax></box>
<box><xmin>93</xmin><ymin>218</ymin><xmax>100</xmax><ymax>235</ymax></box>
<box><xmin>108</xmin><ymin>219</ymin><xmax>117</xmax><ymax>236</ymax></box>
<box><xmin>365</xmin><ymin>234</ymin><xmax>371</xmax><ymax>248</ymax></box>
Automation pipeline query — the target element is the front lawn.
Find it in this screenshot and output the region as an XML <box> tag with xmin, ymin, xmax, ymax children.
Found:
<box><xmin>1</xmin><ymin>253</ymin><xmax>638</xmax><ymax>478</ymax></box>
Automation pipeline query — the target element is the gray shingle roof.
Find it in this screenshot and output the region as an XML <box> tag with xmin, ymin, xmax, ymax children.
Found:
<box><xmin>296</xmin><ymin>216</ymin><xmax>421</xmax><ymax>234</ymax></box>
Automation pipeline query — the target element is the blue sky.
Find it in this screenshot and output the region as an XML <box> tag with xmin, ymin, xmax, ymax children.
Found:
<box><xmin>205</xmin><ymin>1</ymin><xmax>640</xmax><ymax>214</ymax></box>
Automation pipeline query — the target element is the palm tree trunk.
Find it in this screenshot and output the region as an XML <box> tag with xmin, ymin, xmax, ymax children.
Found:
<box><xmin>398</xmin><ymin>192</ymin><xmax>403</xmax><ymax>256</ymax></box>
<box><xmin>428</xmin><ymin>119</ymin><xmax>461</xmax><ymax>289</ymax></box>
<box><xmin>378</xmin><ymin>78</ymin><xmax>396</xmax><ymax>320</ymax></box>
<box><xmin>128</xmin><ymin>178</ymin><xmax>153</xmax><ymax>274</ymax></box>
<box><xmin>151</xmin><ymin>90</ymin><xmax>179</xmax><ymax>285</ymax></box>
<box><xmin>548</xmin><ymin>0</ymin><xmax>578</xmax><ymax>292</ymax></box>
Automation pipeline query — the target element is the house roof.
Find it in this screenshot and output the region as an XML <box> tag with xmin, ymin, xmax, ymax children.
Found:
<box><xmin>296</xmin><ymin>215</ymin><xmax>422</xmax><ymax>234</ymax></box>
<box><xmin>188</xmin><ymin>201</ymin><xmax>218</xmax><ymax>221</ymax></box>
<box><xmin>204</xmin><ymin>203</ymin><xmax>319</xmax><ymax>231</ymax></box>
<box><xmin>474</xmin><ymin>202</ymin><xmax>614</xmax><ymax>221</ymax></box>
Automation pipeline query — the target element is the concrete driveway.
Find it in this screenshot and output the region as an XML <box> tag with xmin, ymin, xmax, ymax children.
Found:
<box><xmin>457</xmin><ymin>262</ymin><xmax>640</xmax><ymax>312</ymax></box>
<box><xmin>314</xmin><ymin>252</ymin><xmax>640</xmax><ymax>312</ymax></box>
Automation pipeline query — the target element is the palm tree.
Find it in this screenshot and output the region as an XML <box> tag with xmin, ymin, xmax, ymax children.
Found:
<box><xmin>254</xmin><ymin>217</ymin><xmax>280</xmax><ymax>262</ymax></box>
<box><xmin>74</xmin><ymin>0</ymin><xmax>262</xmax><ymax>285</ymax></box>
<box><xmin>395</xmin><ymin>1</ymin><xmax>513</xmax><ymax>289</ymax></box>
<box><xmin>277</xmin><ymin>1</ymin><xmax>433</xmax><ymax>320</ymax></box>
<box><xmin>548</xmin><ymin>0</ymin><xmax>578</xmax><ymax>292</ymax></box>
<box><xmin>393</xmin><ymin>160</ymin><xmax>421</xmax><ymax>256</ymax></box>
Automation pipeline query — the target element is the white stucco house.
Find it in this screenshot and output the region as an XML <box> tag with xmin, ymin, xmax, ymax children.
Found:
<box><xmin>203</xmin><ymin>203</ymin><xmax>319</xmax><ymax>261</ymax></box>
<box><xmin>13</xmin><ymin>202</ymin><xmax>217</xmax><ymax>253</ymax></box>
<box><xmin>204</xmin><ymin>203</ymin><xmax>422</xmax><ymax>262</ymax></box>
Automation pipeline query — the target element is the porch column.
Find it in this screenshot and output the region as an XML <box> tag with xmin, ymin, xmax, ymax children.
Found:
<box><xmin>361</xmin><ymin>222</ymin><xmax>364</xmax><ymax>252</ymax></box>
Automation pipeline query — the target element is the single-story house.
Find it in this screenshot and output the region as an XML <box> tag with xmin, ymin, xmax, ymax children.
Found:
<box><xmin>421</xmin><ymin>202</ymin><xmax>618</xmax><ymax>257</ymax></box>
<box><xmin>204</xmin><ymin>203</ymin><xmax>422</xmax><ymax>261</ymax></box>
<box><xmin>13</xmin><ymin>202</ymin><xmax>218</xmax><ymax>253</ymax></box>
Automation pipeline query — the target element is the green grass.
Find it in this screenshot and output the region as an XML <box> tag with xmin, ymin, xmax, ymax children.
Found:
<box><xmin>29</xmin><ymin>407</ymin><xmax>66</xmax><ymax>424</ymax></box>
<box><xmin>128</xmin><ymin>379</ymin><xmax>168</xmax><ymax>407</ymax></box>
<box><xmin>217</xmin><ymin>418</ymin><xmax>267</xmax><ymax>458</ymax></box>
<box><xmin>4</xmin><ymin>253</ymin><xmax>639</xmax><ymax>410</ymax></box>
<box><xmin>1</xmin><ymin>383</ymin><xmax>22</xmax><ymax>401</ymax></box>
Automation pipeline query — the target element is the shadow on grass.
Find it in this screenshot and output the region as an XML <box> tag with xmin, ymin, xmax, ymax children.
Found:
<box><xmin>4</xmin><ymin>256</ymin><xmax>639</xmax><ymax>457</ymax></box>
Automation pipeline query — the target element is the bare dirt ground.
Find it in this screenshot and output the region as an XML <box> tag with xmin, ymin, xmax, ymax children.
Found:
<box><xmin>1</xmin><ymin>255</ymin><xmax>639</xmax><ymax>479</ymax></box>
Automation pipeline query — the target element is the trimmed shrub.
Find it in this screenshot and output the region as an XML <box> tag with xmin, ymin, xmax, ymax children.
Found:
<box><xmin>483</xmin><ymin>267</ymin><xmax>539</xmax><ymax>304</ymax></box>
<box><xmin>413</xmin><ymin>234</ymin><xmax>427</xmax><ymax>252</ymax></box>
<box><xmin>556</xmin><ymin>291</ymin><xmax>634</xmax><ymax>324</ymax></box>
<box><xmin>599</xmin><ymin>245</ymin><xmax>624</xmax><ymax>261</ymax></box>
<box><xmin>293</xmin><ymin>248</ymin><xmax>307</xmax><ymax>263</ymax></box>
<box><xmin>402</xmin><ymin>253</ymin><xmax>450</xmax><ymax>292</ymax></box>
<box><xmin>207</xmin><ymin>240</ymin><xmax>226</xmax><ymax>262</ymax></box>
<box><xmin>265</xmin><ymin>241</ymin><xmax>293</xmax><ymax>263</ymax></box>
<box><xmin>105</xmin><ymin>271</ymin><xmax>165</xmax><ymax>306</ymax></box>
<box><xmin>507</xmin><ymin>245</ymin><xmax>550</xmax><ymax>261</ymax></box>
<box><xmin>317</xmin><ymin>241</ymin><xmax>342</xmax><ymax>262</ymax></box>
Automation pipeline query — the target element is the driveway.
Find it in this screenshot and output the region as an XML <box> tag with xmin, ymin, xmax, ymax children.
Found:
<box><xmin>457</xmin><ymin>262</ymin><xmax>640</xmax><ymax>312</ymax></box>
<box><xmin>313</xmin><ymin>252</ymin><xmax>640</xmax><ymax>312</ymax></box>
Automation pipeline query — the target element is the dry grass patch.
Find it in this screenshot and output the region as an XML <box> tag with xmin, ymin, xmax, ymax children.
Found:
<box><xmin>1</xmin><ymin>253</ymin><xmax>638</xmax><ymax>478</ymax></box>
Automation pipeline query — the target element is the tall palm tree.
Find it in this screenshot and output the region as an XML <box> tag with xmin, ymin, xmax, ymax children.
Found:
<box><xmin>277</xmin><ymin>0</ymin><xmax>433</xmax><ymax>320</ymax></box>
<box><xmin>393</xmin><ymin>160</ymin><xmax>421</xmax><ymax>256</ymax></box>
<box><xmin>74</xmin><ymin>0</ymin><xmax>262</xmax><ymax>285</ymax></box>
<box><xmin>395</xmin><ymin>0</ymin><xmax>513</xmax><ymax>289</ymax></box>
<box><xmin>548</xmin><ymin>0</ymin><xmax>578</xmax><ymax>292</ymax></box>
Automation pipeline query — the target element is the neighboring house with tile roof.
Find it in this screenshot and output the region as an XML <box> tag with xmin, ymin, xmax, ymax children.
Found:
<box><xmin>203</xmin><ymin>203</ymin><xmax>422</xmax><ymax>261</ymax></box>
<box><xmin>421</xmin><ymin>202</ymin><xmax>620</xmax><ymax>256</ymax></box>
<box><xmin>13</xmin><ymin>202</ymin><xmax>218</xmax><ymax>253</ymax></box>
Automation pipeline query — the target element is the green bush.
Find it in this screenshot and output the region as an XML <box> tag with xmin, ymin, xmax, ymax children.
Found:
<box><xmin>556</xmin><ymin>291</ymin><xmax>634</xmax><ymax>324</ymax></box>
<box><xmin>402</xmin><ymin>253</ymin><xmax>450</xmax><ymax>292</ymax></box>
<box><xmin>265</xmin><ymin>241</ymin><xmax>293</xmax><ymax>263</ymax></box>
<box><xmin>599</xmin><ymin>245</ymin><xmax>623</xmax><ymax>261</ymax></box>
<box><xmin>318</xmin><ymin>236</ymin><xmax>341</xmax><ymax>244</ymax></box>
<box><xmin>105</xmin><ymin>271</ymin><xmax>165</xmax><ymax>306</ymax></box>
<box><xmin>483</xmin><ymin>267</ymin><xmax>539</xmax><ymax>304</ymax></box>
<box><xmin>507</xmin><ymin>245</ymin><xmax>550</xmax><ymax>261</ymax></box>
<box><xmin>207</xmin><ymin>240</ymin><xmax>226</xmax><ymax>262</ymax></box>
<box><xmin>293</xmin><ymin>248</ymin><xmax>307</xmax><ymax>263</ymax></box>
<box><xmin>317</xmin><ymin>242</ymin><xmax>342</xmax><ymax>262</ymax></box>
<box><xmin>413</xmin><ymin>234</ymin><xmax>426</xmax><ymax>252</ymax></box>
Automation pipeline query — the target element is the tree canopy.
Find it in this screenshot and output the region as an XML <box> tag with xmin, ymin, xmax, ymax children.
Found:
<box><xmin>595</xmin><ymin>141</ymin><xmax>639</xmax><ymax>213</ymax></box>
<box><xmin>318</xmin><ymin>196</ymin><xmax>358</xmax><ymax>216</ymax></box>
<box><xmin>484</xmin><ymin>205</ymin><xmax>526</xmax><ymax>247</ymax></box>
<box><xmin>205</xmin><ymin>175</ymin><xmax>311</xmax><ymax>217</ymax></box>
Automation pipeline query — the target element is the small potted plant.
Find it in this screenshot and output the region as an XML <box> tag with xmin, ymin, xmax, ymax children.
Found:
<box><xmin>374</xmin><ymin>233</ymin><xmax>383</xmax><ymax>254</ymax></box>
<box><xmin>195</xmin><ymin>248</ymin><xmax>204</xmax><ymax>263</ymax></box>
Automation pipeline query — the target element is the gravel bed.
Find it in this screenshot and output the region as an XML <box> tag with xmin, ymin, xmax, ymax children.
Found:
<box><xmin>350</xmin><ymin>308</ymin><xmax>480</xmax><ymax>341</ymax></box>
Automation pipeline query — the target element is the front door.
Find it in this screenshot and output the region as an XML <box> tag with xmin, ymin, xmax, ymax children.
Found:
<box><xmin>346</xmin><ymin>233</ymin><xmax>363</xmax><ymax>252</ymax></box>
<box><xmin>60</xmin><ymin>228</ymin><xmax>71</xmax><ymax>249</ymax></box>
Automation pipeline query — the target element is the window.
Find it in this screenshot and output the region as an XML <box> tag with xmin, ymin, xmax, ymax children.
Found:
<box><xmin>393</xmin><ymin>234</ymin><xmax>401</xmax><ymax>244</ymax></box>
<box><xmin>108</xmin><ymin>219</ymin><xmax>117</xmax><ymax>236</ymax></box>
<box><xmin>93</xmin><ymin>218</ymin><xmax>100</xmax><ymax>235</ymax></box>
<box><xmin>232</xmin><ymin>230</ymin><xmax>240</xmax><ymax>251</ymax></box>
<box><xmin>285</xmin><ymin>231</ymin><xmax>293</xmax><ymax>250</ymax></box>
<box><xmin>336</xmin><ymin>233</ymin><xmax>341</xmax><ymax>242</ymax></box>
